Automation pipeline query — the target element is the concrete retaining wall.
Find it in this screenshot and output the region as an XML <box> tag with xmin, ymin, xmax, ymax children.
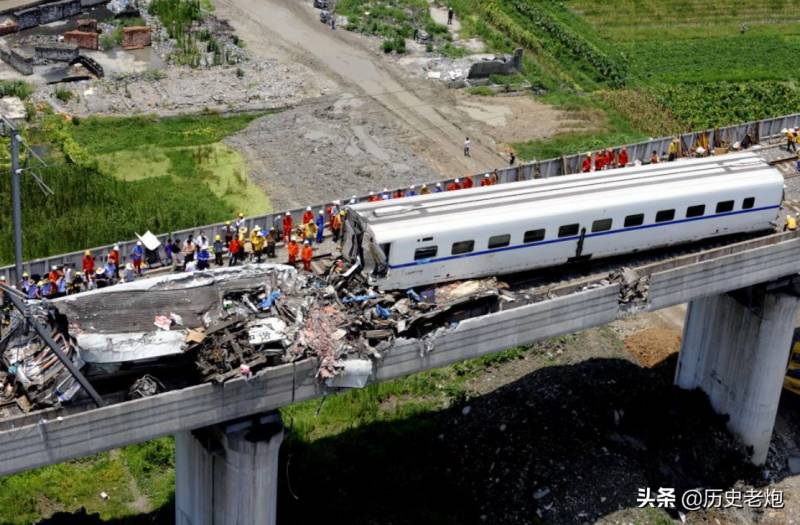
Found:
<box><xmin>0</xmin><ymin>45</ymin><xmax>33</xmax><ymax>75</ymax></box>
<box><xmin>64</xmin><ymin>30</ymin><xmax>98</xmax><ymax>50</ymax></box>
<box><xmin>35</xmin><ymin>42</ymin><xmax>78</xmax><ymax>61</ymax></box>
<box><xmin>13</xmin><ymin>7</ymin><xmax>40</xmax><ymax>29</ymax></box>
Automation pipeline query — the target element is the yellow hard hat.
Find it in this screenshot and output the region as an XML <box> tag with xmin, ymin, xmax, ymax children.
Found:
<box><xmin>84</xmin><ymin>250</ymin><xmax>91</xmax><ymax>256</ymax></box>
<box><xmin>225</xmin><ymin>221</ymin><xmax>231</xmax><ymax>226</ymax></box>
<box><xmin>215</xmin><ymin>234</ymin><xmax>221</xmax><ymax>241</ymax></box>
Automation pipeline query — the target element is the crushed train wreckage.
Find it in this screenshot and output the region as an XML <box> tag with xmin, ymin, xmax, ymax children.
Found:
<box><xmin>0</xmin><ymin>263</ymin><xmax>513</xmax><ymax>414</ymax></box>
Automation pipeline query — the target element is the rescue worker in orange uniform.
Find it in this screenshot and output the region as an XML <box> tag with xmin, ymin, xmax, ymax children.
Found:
<box><xmin>446</xmin><ymin>178</ymin><xmax>460</xmax><ymax>191</ymax></box>
<box><xmin>282</xmin><ymin>212</ymin><xmax>293</xmax><ymax>243</ymax></box>
<box><xmin>581</xmin><ymin>152</ymin><xmax>592</xmax><ymax>173</ymax></box>
<box><xmin>301</xmin><ymin>240</ymin><xmax>313</xmax><ymax>272</ymax></box>
<box><xmin>367</xmin><ymin>191</ymin><xmax>380</xmax><ymax>202</ymax></box>
<box><xmin>287</xmin><ymin>237</ymin><xmax>299</xmax><ymax>266</ymax></box>
<box><xmin>461</xmin><ymin>176</ymin><xmax>473</xmax><ymax>189</ymax></box>
<box><xmin>480</xmin><ymin>173</ymin><xmax>492</xmax><ymax>187</ymax></box>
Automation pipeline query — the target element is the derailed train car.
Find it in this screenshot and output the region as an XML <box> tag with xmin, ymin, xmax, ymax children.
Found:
<box><xmin>342</xmin><ymin>152</ymin><xmax>784</xmax><ymax>290</ymax></box>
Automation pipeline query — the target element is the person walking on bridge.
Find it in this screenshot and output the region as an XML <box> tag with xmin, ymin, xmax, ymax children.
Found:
<box><xmin>213</xmin><ymin>235</ymin><xmax>224</xmax><ymax>266</ymax></box>
<box><xmin>132</xmin><ymin>241</ymin><xmax>144</xmax><ymax>275</ymax></box>
<box><xmin>618</xmin><ymin>147</ymin><xmax>628</xmax><ymax>168</ymax></box>
<box><xmin>287</xmin><ymin>237</ymin><xmax>299</xmax><ymax>266</ymax></box>
<box><xmin>315</xmin><ymin>210</ymin><xmax>325</xmax><ymax>244</ymax></box>
<box><xmin>282</xmin><ymin>212</ymin><xmax>293</xmax><ymax>243</ymax></box>
<box><xmin>302</xmin><ymin>240</ymin><xmax>313</xmax><ymax>272</ymax></box>
<box><xmin>302</xmin><ymin>206</ymin><xmax>314</xmax><ymax>227</ymax></box>
<box><xmin>82</xmin><ymin>251</ymin><xmax>95</xmax><ymax>276</ymax></box>
<box><xmin>582</xmin><ymin>152</ymin><xmax>592</xmax><ymax>173</ymax></box>
<box><xmin>464</xmin><ymin>137</ymin><xmax>471</xmax><ymax>157</ymax></box>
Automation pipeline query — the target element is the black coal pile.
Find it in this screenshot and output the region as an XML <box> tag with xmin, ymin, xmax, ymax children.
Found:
<box><xmin>438</xmin><ymin>357</ymin><xmax>762</xmax><ymax>524</ymax></box>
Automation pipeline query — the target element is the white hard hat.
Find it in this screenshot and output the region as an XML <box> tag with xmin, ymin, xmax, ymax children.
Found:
<box><xmin>126</xmin><ymin>263</ymin><xmax>133</xmax><ymax>270</ymax></box>
<box><xmin>484</xmin><ymin>173</ymin><xmax>490</xmax><ymax>178</ymax></box>
<box><xmin>52</xmin><ymin>265</ymin><xmax>57</xmax><ymax>271</ymax></box>
<box><xmin>306</xmin><ymin>206</ymin><xmax>311</xmax><ymax>211</ymax></box>
<box><xmin>383</xmin><ymin>188</ymin><xmax>388</xmax><ymax>192</ymax></box>
<box><xmin>369</xmin><ymin>191</ymin><xmax>374</xmax><ymax>195</ymax></box>
<box><xmin>113</xmin><ymin>244</ymin><xmax>119</xmax><ymax>250</ymax></box>
<box><xmin>333</xmin><ymin>199</ymin><xmax>340</xmax><ymax>204</ymax></box>
<box><xmin>351</xmin><ymin>195</ymin><xmax>357</xmax><ymax>199</ymax></box>
<box><xmin>782</xmin><ymin>128</ymin><xmax>789</xmax><ymax>134</ymax></box>
<box><xmin>285</xmin><ymin>211</ymin><xmax>291</xmax><ymax>216</ymax></box>
<box><xmin>410</xmin><ymin>185</ymin><xmax>416</xmax><ymax>189</ymax></box>
<box><xmin>304</xmin><ymin>240</ymin><xmax>310</xmax><ymax>244</ymax></box>
<box><xmin>290</xmin><ymin>236</ymin><xmax>295</xmax><ymax>241</ymax></box>
<box><xmin>696</xmin><ymin>146</ymin><xmax>705</xmax><ymax>154</ymax></box>
<box><xmin>454</xmin><ymin>178</ymin><xmax>460</xmax><ymax>183</ymax></box>
<box><xmin>436</xmin><ymin>182</ymin><xmax>441</xmax><ymax>187</ymax></box>
<box><xmin>349</xmin><ymin>198</ymin><xmax>356</xmax><ymax>204</ymax></box>
<box><xmin>136</xmin><ymin>240</ymin><xmax>142</xmax><ymax>246</ymax></box>
<box><xmin>254</xmin><ymin>225</ymin><xmax>260</xmax><ymax>230</ymax></box>
<box><xmin>318</xmin><ymin>210</ymin><xmax>324</xmax><ymax>214</ymax></box>
<box><xmin>733</xmin><ymin>141</ymin><xmax>741</xmax><ymax>149</ymax></box>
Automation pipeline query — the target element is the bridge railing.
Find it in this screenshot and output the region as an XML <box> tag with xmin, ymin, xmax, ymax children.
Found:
<box><xmin>2</xmin><ymin>112</ymin><xmax>799</xmax><ymax>284</ymax></box>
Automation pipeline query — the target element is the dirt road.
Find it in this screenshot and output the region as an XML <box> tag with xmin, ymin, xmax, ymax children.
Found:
<box><xmin>215</xmin><ymin>0</ymin><xmax>508</xmax><ymax>176</ymax></box>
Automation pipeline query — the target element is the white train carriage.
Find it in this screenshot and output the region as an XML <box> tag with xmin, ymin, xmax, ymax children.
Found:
<box><xmin>342</xmin><ymin>152</ymin><xmax>784</xmax><ymax>290</ymax></box>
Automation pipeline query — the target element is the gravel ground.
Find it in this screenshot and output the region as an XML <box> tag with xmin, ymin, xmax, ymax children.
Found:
<box><xmin>224</xmin><ymin>94</ymin><xmax>440</xmax><ymax>209</ymax></box>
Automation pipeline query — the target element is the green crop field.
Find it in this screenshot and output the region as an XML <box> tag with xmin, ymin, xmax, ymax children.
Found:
<box><xmin>0</xmin><ymin>112</ymin><xmax>268</xmax><ymax>265</ymax></box>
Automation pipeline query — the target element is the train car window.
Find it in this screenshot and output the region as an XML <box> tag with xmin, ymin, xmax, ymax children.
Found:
<box><xmin>414</xmin><ymin>246</ymin><xmax>438</xmax><ymax>260</ymax></box>
<box><xmin>524</xmin><ymin>229</ymin><xmax>546</xmax><ymax>243</ymax></box>
<box><xmin>742</xmin><ymin>197</ymin><xmax>755</xmax><ymax>209</ymax></box>
<box><xmin>558</xmin><ymin>224</ymin><xmax>579</xmax><ymax>238</ymax></box>
<box><xmin>451</xmin><ymin>240</ymin><xmax>475</xmax><ymax>255</ymax></box>
<box><xmin>488</xmin><ymin>234</ymin><xmax>511</xmax><ymax>249</ymax></box>
<box><xmin>591</xmin><ymin>219</ymin><xmax>613</xmax><ymax>232</ymax></box>
<box><xmin>715</xmin><ymin>200</ymin><xmax>735</xmax><ymax>213</ymax></box>
<box><xmin>655</xmin><ymin>209</ymin><xmax>675</xmax><ymax>223</ymax></box>
<box><xmin>624</xmin><ymin>214</ymin><xmax>644</xmax><ymax>227</ymax></box>
<box><xmin>686</xmin><ymin>205</ymin><xmax>705</xmax><ymax>218</ymax></box>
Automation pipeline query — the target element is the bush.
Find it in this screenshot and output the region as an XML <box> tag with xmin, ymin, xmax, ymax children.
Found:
<box><xmin>394</xmin><ymin>36</ymin><xmax>406</xmax><ymax>54</ymax></box>
<box><xmin>382</xmin><ymin>39</ymin><xmax>394</xmax><ymax>53</ymax></box>
<box><xmin>467</xmin><ymin>86</ymin><xmax>495</xmax><ymax>96</ymax></box>
<box><xmin>0</xmin><ymin>80</ymin><xmax>33</xmax><ymax>99</ymax></box>
<box><xmin>54</xmin><ymin>88</ymin><xmax>73</xmax><ymax>103</ymax></box>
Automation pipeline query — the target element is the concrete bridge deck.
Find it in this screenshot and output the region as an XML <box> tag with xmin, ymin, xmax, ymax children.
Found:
<box><xmin>1</xmin><ymin>230</ymin><xmax>798</xmax><ymax>476</ymax></box>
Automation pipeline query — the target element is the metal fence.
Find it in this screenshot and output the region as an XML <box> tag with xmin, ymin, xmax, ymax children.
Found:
<box><xmin>3</xmin><ymin>112</ymin><xmax>799</xmax><ymax>284</ymax></box>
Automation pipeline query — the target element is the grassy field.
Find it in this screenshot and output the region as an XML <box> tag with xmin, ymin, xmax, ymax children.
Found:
<box><xmin>0</xmin><ymin>112</ymin><xmax>267</xmax><ymax>265</ymax></box>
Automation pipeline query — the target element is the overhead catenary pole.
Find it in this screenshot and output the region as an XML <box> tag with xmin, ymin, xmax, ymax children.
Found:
<box><xmin>10</xmin><ymin>127</ymin><xmax>23</xmax><ymax>282</ymax></box>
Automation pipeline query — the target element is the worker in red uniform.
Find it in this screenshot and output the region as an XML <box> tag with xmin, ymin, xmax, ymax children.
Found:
<box><xmin>302</xmin><ymin>206</ymin><xmax>314</xmax><ymax>226</ymax></box>
<box><xmin>446</xmin><ymin>178</ymin><xmax>460</xmax><ymax>191</ymax></box>
<box><xmin>287</xmin><ymin>237</ymin><xmax>299</xmax><ymax>266</ymax></box>
<box><xmin>594</xmin><ymin>150</ymin><xmax>605</xmax><ymax>171</ymax></box>
<box><xmin>108</xmin><ymin>245</ymin><xmax>120</xmax><ymax>278</ymax></box>
<box><xmin>301</xmin><ymin>240</ymin><xmax>313</xmax><ymax>272</ymax></box>
<box><xmin>618</xmin><ymin>147</ymin><xmax>628</xmax><ymax>168</ymax></box>
<box><xmin>605</xmin><ymin>148</ymin><xmax>615</xmax><ymax>169</ymax></box>
<box><xmin>228</xmin><ymin>237</ymin><xmax>239</xmax><ymax>266</ymax></box>
<box><xmin>393</xmin><ymin>189</ymin><xmax>405</xmax><ymax>199</ymax></box>
<box><xmin>581</xmin><ymin>152</ymin><xmax>592</xmax><ymax>173</ymax></box>
<box><xmin>48</xmin><ymin>265</ymin><xmax>61</xmax><ymax>285</ymax></box>
<box><xmin>480</xmin><ymin>173</ymin><xmax>492</xmax><ymax>187</ymax></box>
<box><xmin>461</xmin><ymin>176</ymin><xmax>473</xmax><ymax>189</ymax></box>
<box><xmin>367</xmin><ymin>191</ymin><xmax>380</xmax><ymax>202</ymax></box>
<box><xmin>282</xmin><ymin>212</ymin><xmax>293</xmax><ymax>243</ymax></box>
<box><xmin>82</xmin><ymin>250</ymin><xmax>95</xmax><ymax>276</ymax></box>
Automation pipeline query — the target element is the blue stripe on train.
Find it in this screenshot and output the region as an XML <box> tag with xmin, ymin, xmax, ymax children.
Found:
<box><xmin>388</xmin><ymin>205</ymin><xmax>781</xmax><ymax>269</ymax></box>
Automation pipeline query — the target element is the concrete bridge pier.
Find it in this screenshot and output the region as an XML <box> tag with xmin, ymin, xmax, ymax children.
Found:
<box><xmin>175</xmin><ymin>411</ymin><xmax>284</xmax><ymax>525</ymax></box>
<box><xmin>675</xmin><ymin>282</ymin><xmax>800</xmax><ymax>464</ymax></box>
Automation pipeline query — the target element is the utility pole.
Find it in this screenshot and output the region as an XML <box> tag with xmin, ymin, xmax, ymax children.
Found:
<box><xmin>3</xmin><ymin>116</ymin><xmax>50</xmax><ymax>284</ymax></box>
<box><xmin>10</xmin><ymin>127</ymin><xmax>22</xmax><ymax>283</ymax></box>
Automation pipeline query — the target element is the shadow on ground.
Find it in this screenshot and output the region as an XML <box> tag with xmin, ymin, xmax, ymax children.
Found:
<box><xmin>39</xmin><ymin>356</ymin><xmax>778</xmax><ymax>525</ymax></box>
